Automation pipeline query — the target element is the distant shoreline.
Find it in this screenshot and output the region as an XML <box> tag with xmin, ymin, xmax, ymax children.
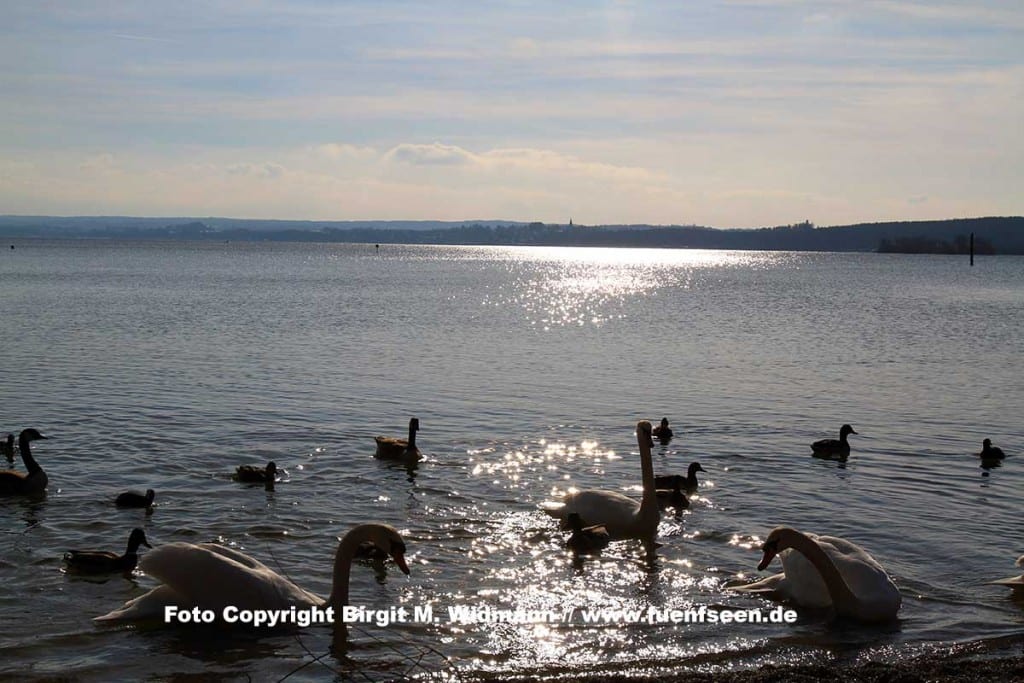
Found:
<box><xmin>3</xmin><ymin>216</ymin><xmax>1023</xmax><ymax>254</ymax></box>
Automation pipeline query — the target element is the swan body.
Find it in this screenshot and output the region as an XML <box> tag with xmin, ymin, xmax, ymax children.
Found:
<box><xmin>734</xmin><ymin>526</ymin><xmax>901</xmax><ymax>622</ymax></box>
<box><xmin>654</xmin><ymin>462</ymin><xmax>705</xmax><ymax>496</ymax></box>
<box><xmin>375</xmin><ymin>418</ymin><xmax>421</xmax><ymax>460</ymax></box>
<box><xmin>980</xmin><ymin>439</ymin><xmax>1006</xmax><ymax>459</ymax></box>
<box><xmin>565</xmin><ymin>512</ymin><xmax>610</xmax><ymax>554</ymax></box>
<box><xmin>652</xmin><ymin>418</ymin><xmax>673</xmax><ymax>442</ymax></box>
<box><xmin>990</xmin><ymin>555</ymin><xmax>1024</xmax><ymax>590</ymax></box>
<box><xmin>235</xmin><ymin>461</ymin><xmax>277</xmax><ymax>491</ymax></box>
<box><xmin>541</xmin><ymin>421</ymin><xmax>658</xmax><ymax>543</ymax></box>
<box><xmin>1</xmin><ymin>433</ymin><xmax>13</xmax><ymax>463</ymax></box>
<box><xmin>0</xmin><ymin>428</ymin><xmax>48</xmax><ymax>495</ymax></box>
<box><xmin>811</xmin><ymin>424</ymin><xmax>857</xmax><ymax>457</ymax></box>
<box><xmin>116</xmin><ymin>489</ymin><xmax>156</xmax><ymax>508</ymax></box>
<box><xmin>95</xmin><ymin>523</ymin><xmax>410</xmax><ymax>652</ymax></box>
<box><xmin>65</xmin><ymin>528</ymin><xmax>152</xmax><ymax>574</ymax></box>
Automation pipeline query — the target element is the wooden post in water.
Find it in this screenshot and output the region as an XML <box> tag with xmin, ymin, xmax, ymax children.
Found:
<box><xmin>970</xmin><ymin>232</ymin><xmax>974</xmax><ymax>266</ymax></box>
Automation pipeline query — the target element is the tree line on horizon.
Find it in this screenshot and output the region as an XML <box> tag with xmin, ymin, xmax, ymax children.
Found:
<box><xmin>1</xmin><ymin>216</ymin><xmax>1022</xmax><ymax>254</ymax></box>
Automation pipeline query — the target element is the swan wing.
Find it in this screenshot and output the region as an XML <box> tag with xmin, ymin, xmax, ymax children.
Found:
<box><xmin>95</xmin><ymin>584</ymin><xmax>185</xmax><ymax>622</ymax></box>
<box><xmin>991</xmin><ymin>575</ymin><xmax>1024</xmax><ymax>587</ymax></box>
<box><xmin>815</xmin><ymin>536</ymin><xmax>900</xmax><ymax>598</ymax></box>
<box><xmin>730</xmin><ymin>572</ymin><xmax>792</xmax><ymax>601</ymax></box>
<box><xmin>141</xmin><ymin>542</ymin><xmax>321</xmax><ymax>612</ymax></box>
<box><xmin>778</xmin><ymin>548</ymin><xmax>833</xmax><ymax>607</ymax></box>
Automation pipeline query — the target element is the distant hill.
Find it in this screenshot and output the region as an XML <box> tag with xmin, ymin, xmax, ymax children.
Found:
<box><xmin>1</xmin><ymin>215</ymin><xmax>1022</xmax><ymax>254</ymax></box>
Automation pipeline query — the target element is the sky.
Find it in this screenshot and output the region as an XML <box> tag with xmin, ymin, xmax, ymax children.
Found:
<box><xmin>1</xmin><ymin>1</ymin><xmax>1021</xmax><ymax>227</ymax></box>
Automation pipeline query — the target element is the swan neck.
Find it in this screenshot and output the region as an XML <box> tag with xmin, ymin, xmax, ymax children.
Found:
<box><xmin>17</xmin><ymin>435</ymin><xmax>41</xmax><ymax>475</ymax></box>
<box><xmin>785</xmin><ymin>530</ymin><xmax>858</xmax><ymax>611</ymax></box>
<box><xmin>327</xmin><ymin>534</ymin><xmax>359</xmax><ymax>611</ymax></box>
<box><xmin>638</xmin><ymin>432</ymin><xmax>656</xmax><ymax>515</ymax></box>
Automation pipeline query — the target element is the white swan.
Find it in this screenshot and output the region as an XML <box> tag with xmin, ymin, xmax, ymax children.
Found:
<box><xmin>733</xmin><ymin>526</ymin><xmax>901</xmax><ymax>622</ymax></box>
<box><xmin>990</xmin><ymin>554</ymin><xmax>1024</xmax><ymax>591</ymax></box>
<box><xmin>95</xmin><ymin>523</ymin><xmax>410</xmax><ymax>652</ymax></box>
<box><xmin>541</xmin><ymin>421</ymin><xmax>658</xmax><ymax>545</ymax></box>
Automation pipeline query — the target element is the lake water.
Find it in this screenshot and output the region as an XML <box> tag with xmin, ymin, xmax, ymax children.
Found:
<box><xmin>1</xmin><ymin>240</ymin><xmax>1022</xmax><ymax>681</ymax></box>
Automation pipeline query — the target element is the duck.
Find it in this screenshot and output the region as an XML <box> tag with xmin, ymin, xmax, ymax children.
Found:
<box><xmin>732</xmin><ymin>526</ymin><xmax>901</xmax><ymax>622</ymax></box>
<box><xmin>652</xmin><ymin>417</ymin><xmax>674</xmax><ymax>442</ymax></box>
<box><xmin>64</xmin><ymin>528</ymin><xmax>152</xmax><ymax>575</ymax></box>
<box><xmin>541</xmin><ymin>421</ymin><xmax>659</xmax><ymax>546</ymax></box>
<box><xmin>811</xmin><ymin>424</ymin><xmax>858</xmax><ymax>457</ymax></box>
<box><xmin>990</xmin><ymin>555</ymin><xmax>1024</xmax><ymax>592</ymax></box>
<box><xmin>116</xmin><ymin>489</ymin><xmax>156</xmax><ymax>508</ymax></box>
<box><xmin>235</xmin><ymin>461</ymin><xmax>277</xmax><ymax>491</ymax></box>
<box><xmin>655</xmin><ymin>478</ymin><xmax>690</xmax><ymax>511</ymax></box>
<box><xmin>655</xmin><ymin>462</ymin><xmax>705</xmax><ymax>496</ymax></box>
<box><xmin>95</xmin><ymin>523</ymin><xmax>410</xmax><ymax>653</ymax></box>
<box><xmin>565</xmin><ymin>512</ymin><xmax>610</xmax><ymax>554</ymax></box>
<box><xmin>374</xmin><ymin>418</ymin><xmax>421</xmax><ymax>460</ymax></box>
<box><xmin>0</xmin><ymin>428</ymin><xmax>49</xmax><ymax>496</ymax></box>
<box><xmin>1</xmin><ymin>433</ymin><xmax>13</xmax><ymax>463</ymax></box>
<box><xmin>979</xmin><ymin>439</ymin><xmax>1006</xmax><ymax>459</ymax></box>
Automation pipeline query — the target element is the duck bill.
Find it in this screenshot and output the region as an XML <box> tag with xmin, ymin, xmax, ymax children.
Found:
<box><xmin>757</xmin><ymin>548</ymin><xmax>777</xmax><ymax>571</ymax></box>
<box><xmin>392</xmin><ymin>552</ymin><xmax>411</xmax><ymax>575</ymax></box>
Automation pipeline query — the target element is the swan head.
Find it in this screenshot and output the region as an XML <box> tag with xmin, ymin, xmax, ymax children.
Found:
<box><xmin>636</xmin><ymin>420</ymin><xmax>653</xmax><ymax>443</ymax></box>
<box><xmin>356</xmin><ymin>524</ymin><xmax>410</xmax><ymax>575</ymax></box>
<box><xmin>840</xmin><ymin>424</ymin><xmax>857</xmax><ymax>437</ymax></box>
<box><xmin>757</xmin><ymin>526</ymin><xmax>795</xmax><ymax>571</ymax></box>
<box><xmin>127</xmin><ymin>528</ymin><xmax>153</xmax><ymax>553</ymax></box>
<box><xmin>19</xmin><ymin>428</ymin><xmax>48</xmax><ymax>443</ymax></box>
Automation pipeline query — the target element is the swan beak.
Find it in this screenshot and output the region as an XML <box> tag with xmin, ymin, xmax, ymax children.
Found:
<box><xmin>757</xmin><ymin>548</ymin><xmax>777</xmax><ymax>571</ymax></box>
<box><xmin>392</xmin><ymin>552</ymin><xmax>411</xmax><ymax>575</ymax></box>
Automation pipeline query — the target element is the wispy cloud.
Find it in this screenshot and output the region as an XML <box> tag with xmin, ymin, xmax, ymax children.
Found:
<box><xmin>0</xmin><ymin>0</ymin><xmax>1021</xmax><ymax>224</ymax></box>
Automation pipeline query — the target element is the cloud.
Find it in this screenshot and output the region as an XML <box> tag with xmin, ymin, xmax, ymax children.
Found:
<box><xmin>385</xmin><ymin>142</ymin><xmax>477</xmax><ymax>166</ymax></box>
<box><xmin>225</xmin><ymin>162</ymin><xmax>285</xmax><ymax>179</ymax></box>
<box><xmin>313</xmin><ymin>143</ymin><xmax>378</xmax><ymax>161</ymax></box>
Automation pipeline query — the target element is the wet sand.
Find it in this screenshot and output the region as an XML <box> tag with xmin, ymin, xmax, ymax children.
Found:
<box><xmin>483</xmin><ymin>646</ymin><xmax>1024</xmax><ymax>682</ymax></box>
<box><xmin>659</xmin><ymin>656</ymin><xmax>1024</xmax><ymax>683</ymax></box>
